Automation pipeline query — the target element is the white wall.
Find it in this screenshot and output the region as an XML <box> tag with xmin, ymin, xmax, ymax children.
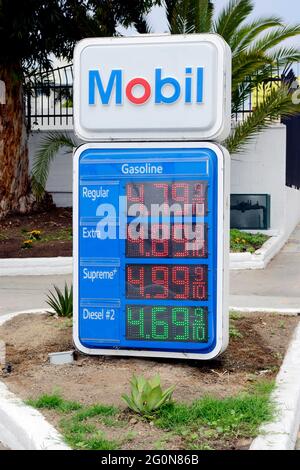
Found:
<box><xmin>231</xmin><ymin>123</ymin><xmax>300</xmax><ymax>237</ymax></box>
<box><xmin>29</xmin><ymin>125</ymin><xmax>300</xmax><ymax>240</ymax></box>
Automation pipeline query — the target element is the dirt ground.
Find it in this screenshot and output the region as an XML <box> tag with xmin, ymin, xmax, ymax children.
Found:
<box><xmin>0</xmin><ymin>312</ymin><xmax>298</xmax><ymax>451</ymax></box>
<box><xmin>0</xmin><ymin>313</ymin><xmax>298</xmax><ymax>407</ymax></box>
<box><xmin>0</xmin><ymin>207</ymin><xmax>72</xmax><ymax>258</ymax></box>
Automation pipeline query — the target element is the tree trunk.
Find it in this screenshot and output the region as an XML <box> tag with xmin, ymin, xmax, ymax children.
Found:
<box><xmin>0</xmin><ymin>63</ymin><xmax>35</xmax><ymax>219</ymax></box>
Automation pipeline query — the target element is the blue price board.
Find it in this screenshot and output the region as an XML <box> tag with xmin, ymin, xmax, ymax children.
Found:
<box><xmin>73</xmin><ymin>143</ymin><xmax>229</xmax><ymax>360</ymax></box>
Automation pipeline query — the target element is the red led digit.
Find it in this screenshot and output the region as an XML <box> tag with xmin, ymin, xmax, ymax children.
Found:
<box><xmin>152</xmin><ymin>266</ymin><xmax>169</xmax><ymax>299</ymax></box>
<box><xmin>151</xmin><ymin>224</ymin><xmax>169</xmax><ymax>257</ymax></box>
<box><xmin>172</xmin><ymin>266</ymin><xmax>189</xmax><ymax>299</ymax></box>
<box><xmin>192</xmin><ymin>183</ymin><xmax>206</xmax><ymax>216</ymax></box>
<box><xmin>172</xmin><ymin>224</ymin><xmax>188</xmax><ymax>257</ymax></box>
<box><xmin>153</xmin><ymin>183</ymin><xmax>169</xmax><ymax>215</ymax></box>
<box><xmin>127</xmin><ymin>183</ymin><xmax>144</xmax><ymax>204</ymax></box>
<box><xmin>192</xmin><ymin>266</ymin><xmax>207</xmax><ymax>300</ymax></box>
<box><xmin>127</xmin><ymin>265</ymin><xmax>145</xmax><ymax>297</ymax></box>
<box><xmin>172</xmin><ymin>183</ymin><xmax>190</xmax><ymax>215</ymax></box>
<box><xmin>127</xmin><ymin>224</ymin><xmax>145</xmax><ymax>257</ymax></box>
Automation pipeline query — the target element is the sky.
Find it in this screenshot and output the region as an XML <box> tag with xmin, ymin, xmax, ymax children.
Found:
<box><xmin>146</xmin><ymin>0</ymin><xmax>300</xmax><ymax>47</ymax></box>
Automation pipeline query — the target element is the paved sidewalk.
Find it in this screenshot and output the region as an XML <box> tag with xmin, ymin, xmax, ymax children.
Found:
<box><xmin>0</xmin><ymin>274</ymin><xmax>72</xmax><ymax>316</ymax></box>
<box><xmin>230</xmin><ymin>225</ymin><xmax>300</xmax><ymax>311</ymax></box>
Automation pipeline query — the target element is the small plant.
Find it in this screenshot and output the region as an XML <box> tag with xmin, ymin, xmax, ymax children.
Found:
<box><xmin>122</xmin><ymin>375</ymin><xmax>175</xmax><ymax>416</ymax></box>
<box><xmin>21</xmin><ymin>239</ymin><xmax>33</xmax><ymax>249</ymax></box>
<box><xmin>46</xmin><ymin>283</ymin><xmax>73</xmax><ymax>317</ymax></box>
<box><xmin>229</xmin><ymin>323</ymin><xmax>243</xmax><ymax>339</ymax></box>
<box><xmin>29</xmin><ymin>229</ymin><xmax>42</xmax><ymax>240</ymax></box>
<box><xmin>230</xmin><ymin>229</ymin><xmax>269</xmax><ymax>254</ymax></box>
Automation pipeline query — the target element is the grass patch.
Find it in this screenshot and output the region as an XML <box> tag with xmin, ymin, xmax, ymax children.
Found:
<box><xmin>26</xmin><ymin>393</ymin><xmax>82</xmax><ymax>413</ymax></box>
<box><xmin>154</xmin><ymin>381</ymin><xmax>275</xmax><ymax>445</ymax></box>
<box><xmin>229</xmin><ymin>323</ymin><xmax>243</xmax><ymax>339</ymax></box>
<box><xmin>230</xmin><ymin>229</ymin><xmax>269</xmax><ymax>254</ymax></box>
<box><xmin>27</xmin><ymin>382</ymin><xmax>275</xmax><ymax>450</ymax></box>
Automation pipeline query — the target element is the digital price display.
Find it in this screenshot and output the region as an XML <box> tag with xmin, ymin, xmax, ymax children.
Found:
<box><xmin>74</xmin><ymin>143</ymin><xmax>229</xmax><ymax>360</ymax></box>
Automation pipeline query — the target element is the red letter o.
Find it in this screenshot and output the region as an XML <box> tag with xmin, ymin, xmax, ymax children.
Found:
<box><xmin>126</xmin><ymin>78</ymin><xmax>151</xmax><ymax>105</ymax></box>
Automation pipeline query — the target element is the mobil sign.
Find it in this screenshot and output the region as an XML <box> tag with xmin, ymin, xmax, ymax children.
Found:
<box><xmin>74</xmin><ymin>34</ymin><xmax>231</xmax><ymax>141</ymax></box>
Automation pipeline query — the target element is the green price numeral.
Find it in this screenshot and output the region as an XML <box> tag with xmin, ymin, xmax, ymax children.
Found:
<box><xmin>172</xmin><ymin>307</ymin><xmax>189</xmax><ymax>341</ymax></box>
<box><xmin>127</xmin><ymin>306</ymin><xmax>144</xmax><ymax>338</ymax></box>
<box><xmin>152</xmin><ymin>307</ymin><xmax>169</xmax><ymax>340</ymax></box>
<box><xmin>192</xmin><ymin>308</ymin><xmax>207</xmax><ymax>341</ymax></box>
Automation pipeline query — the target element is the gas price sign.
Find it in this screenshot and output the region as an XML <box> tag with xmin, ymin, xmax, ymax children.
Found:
<box><xmin>73</xmin><ymin>143</ymin><xmax>229</xmax><ymax>360</ymax></box>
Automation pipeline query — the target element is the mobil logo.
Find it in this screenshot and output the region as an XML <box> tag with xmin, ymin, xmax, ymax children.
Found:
<box><xmin>88</xmin><ymin>67</ymin><xmax>204</xmax><ymax>106</ymax></box>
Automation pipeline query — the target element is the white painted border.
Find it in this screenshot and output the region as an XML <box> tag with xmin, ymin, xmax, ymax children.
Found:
<box><xmin>73</xmin><ymin>142</ymin><xmax>230</xmax><ymax>361</ymax></box>
<box><xmin>230</xmin><ymin>232</ymin><xmax>287</xmax><ymax>270</ymax></box>
<box><xmin>73</xmin><ymin>34</ymin><xmax>231</xmax><ymax>142</ymax></box>
<box><xmin>0</xmin><ymin>310</ymin><xmax>69</xmax><ymax>450</ymax></box>
<box><xmin>0</xmin><ymin>257</ymin><xmax>72</xmax><ymax>277</ymax></box>
<box><xmin>250</xmin><ymin>321</ymin><xmax>300</xmax><ymax>450</ymax></box>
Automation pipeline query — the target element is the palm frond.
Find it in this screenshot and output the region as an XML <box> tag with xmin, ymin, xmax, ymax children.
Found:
<box><xmin>213</xmin><ymin>0</ymin><xmax>253</xmax><ymax>43</ymax></box>
<box><xmin>31</xmin><ymin>131</ymin><xmax>78</xmax><ymax>199</ymax></box>
<box><xmin>226</xmin><ymin>86</ymin><xmax>300</xmax><ymax>154</ymax></box>
<box><xmin>250</xmin><ymin>25</ymin><xmax>300</xmax><ymax>54</ymax></box>
<box><xmin>266</xmin><ymin>47</ymin><xmax>300</xmax><ymax>67</ymax></box>
<box><xmin>230</xmin><ymin>16</ymin><xmax>283</xmax><ymax>53</ymax></box>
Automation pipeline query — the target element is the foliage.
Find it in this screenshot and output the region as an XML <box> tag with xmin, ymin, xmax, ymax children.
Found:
<box><xmin>0</xmin><ymin>0</ymin><xmax>161</xmax><ymax>68</ymax></box>
<box><xmin>46</xmin><ymin>283</ymin><xmax>73</xmax><ymax>318</ymax></box>
<box><xmin>154</xmin><ymin>381</ymin><xmax>275</xmax><ymax>438</ymax></box>
<box><xmin>28</xmin><ymin>380</ymin><xmax>275</xmax><ymax>450</ymax></box>
<box><xmin>166</xmin><ymin>0</ymin><xmax>300</xmax><ymax>153</ymax></box>
<box><xmin>21</xmin><ymin>239</ymin><xmax>33</xmax><ymax>249</ymax></box>
<box><xmin>26</xmin><ymin>393</ymin><xmax>82</xmax><ymax>413</ymax></box>
<box><xmin>31</xmin><ymin>132</ymin><xmax>78</xmax><ymax>199</ymax></box>
<box><xmin>230</xmin><ymin>229</ymin><xmax>269</xmax><ymax>253</ymax></box>
<box><xmin>122</xmin><ymin>375</ymin><xmax>175</xmax><ymax>415</ymax></box>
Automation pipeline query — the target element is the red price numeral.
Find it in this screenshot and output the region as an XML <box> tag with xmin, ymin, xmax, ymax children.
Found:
<box><xmin>172</xmin><ymin>183</ymin><xmax>190</xmax><ymax>215</ymax></box>
<box><xmin>127</xmin><ymin>183</ymin><xmax>144</xmax><ymax>204</ymax></box>
<box><xmin>152</xmin><ymin>266</ymin><xmax>169</xmax><ymax>299</ymax></box>
<box><xmin>151</xmin><ymin>224</ymin><xmax>169</xmax><ymax>257</ymax></box>
<box><xmin>172</xmin><ymin>224</ymin><xmax>188</xmax><ymax>257</ymax></box>
<box><xmin>192</xmin><ymin>266</ymin><xmax>207</xmax><ymax>300</ymax></box>
<box><xmin>172</xmin><ymin>266</ymin><xmax>189</xmax><ymax>299</ymax></box>
<box><xmin>153</xmin><ymin>183</ymin><xmax>169</xmax><ymax>215</ymax></box>
<box><xmin>128</xmin><ymin>266</ymin><xmax>145</xmax><ymax>297</ymax></box>
<box><xmin>127</xmin><ymin>224</ymin><xmax>145</xmax><ymax>257</ymax></box>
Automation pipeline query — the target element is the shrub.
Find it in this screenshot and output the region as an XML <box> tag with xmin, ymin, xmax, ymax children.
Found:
<box><xmin>122</xmin><ymin>375</ymin><xmax>175</xmax><ymax>416</ymax></box>
<box><xmin>46</xmin><ymin>283</ymin><xmax>73</xmax><ymax>318</ymax></box>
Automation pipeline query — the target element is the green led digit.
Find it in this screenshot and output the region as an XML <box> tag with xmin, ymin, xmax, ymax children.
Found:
<box><xmin>172</xmin><ymin>307</ymin><xmax>189</xmax><ymax>341</ymax></box>
<box><xmin>151</xmin><ymin>307</ymin><xmax>169</xmax><ymax>340</ymax></box>
<box><xmin>127</xmin><ymin>306</ymin><xmax>145</xmax><ymax>339</ymax></box>
<box><xmin>192</xmin><ymin>308</ymin><xmax>207</xmax><ymax>342</ymax></box>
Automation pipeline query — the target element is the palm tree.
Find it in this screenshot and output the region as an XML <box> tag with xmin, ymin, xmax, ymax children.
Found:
<box><xmin>32</xmin><ymin>0</ymin><xmax>300</xmax><ymax>197</ymax></box>
<box><xmin>166</xmin><ymin>0</ymin><xmax>300</xmax><ymax>152</ymax></box>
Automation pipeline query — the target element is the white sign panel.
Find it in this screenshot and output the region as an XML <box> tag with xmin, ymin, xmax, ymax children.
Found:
<box><xmin>74</xmin><ymin>34</ymin><xmax>231</xmax><ymax>142</ymax></box>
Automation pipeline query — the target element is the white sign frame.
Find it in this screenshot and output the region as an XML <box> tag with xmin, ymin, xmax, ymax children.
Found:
<box><xmin>73</xmin><ymin>34</ymin><xmax>231</xmax><ymax>142</ymax></box>
<box><xmin>73</xmin><ymin>141</ymin><xmax>230</xmax><ymax>360</ymax></box>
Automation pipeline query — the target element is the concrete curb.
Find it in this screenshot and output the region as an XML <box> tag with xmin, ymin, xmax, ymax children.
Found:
<box><xmin>230</xmin><ymin>307</ymin><xmax>300</xmax><ymax>316</ymax></box>
<box><xmin>0</xmin><ymin>309</ymin><xmax>70</xmax><ymax>450</ymax></box>
<box><xmin>230</xmin><ymin>233</ymin><xmax>285</xmax><ymax>270</ymax></box>
<box><xmin>0</xmin><ymin>257</ymin><xmax>72</xmax><ymax>276</ymax></box>
<box><xmin>250</xmin><ymin>321</ymin><xmax>300</xmax><ymax>450</ymax></box>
